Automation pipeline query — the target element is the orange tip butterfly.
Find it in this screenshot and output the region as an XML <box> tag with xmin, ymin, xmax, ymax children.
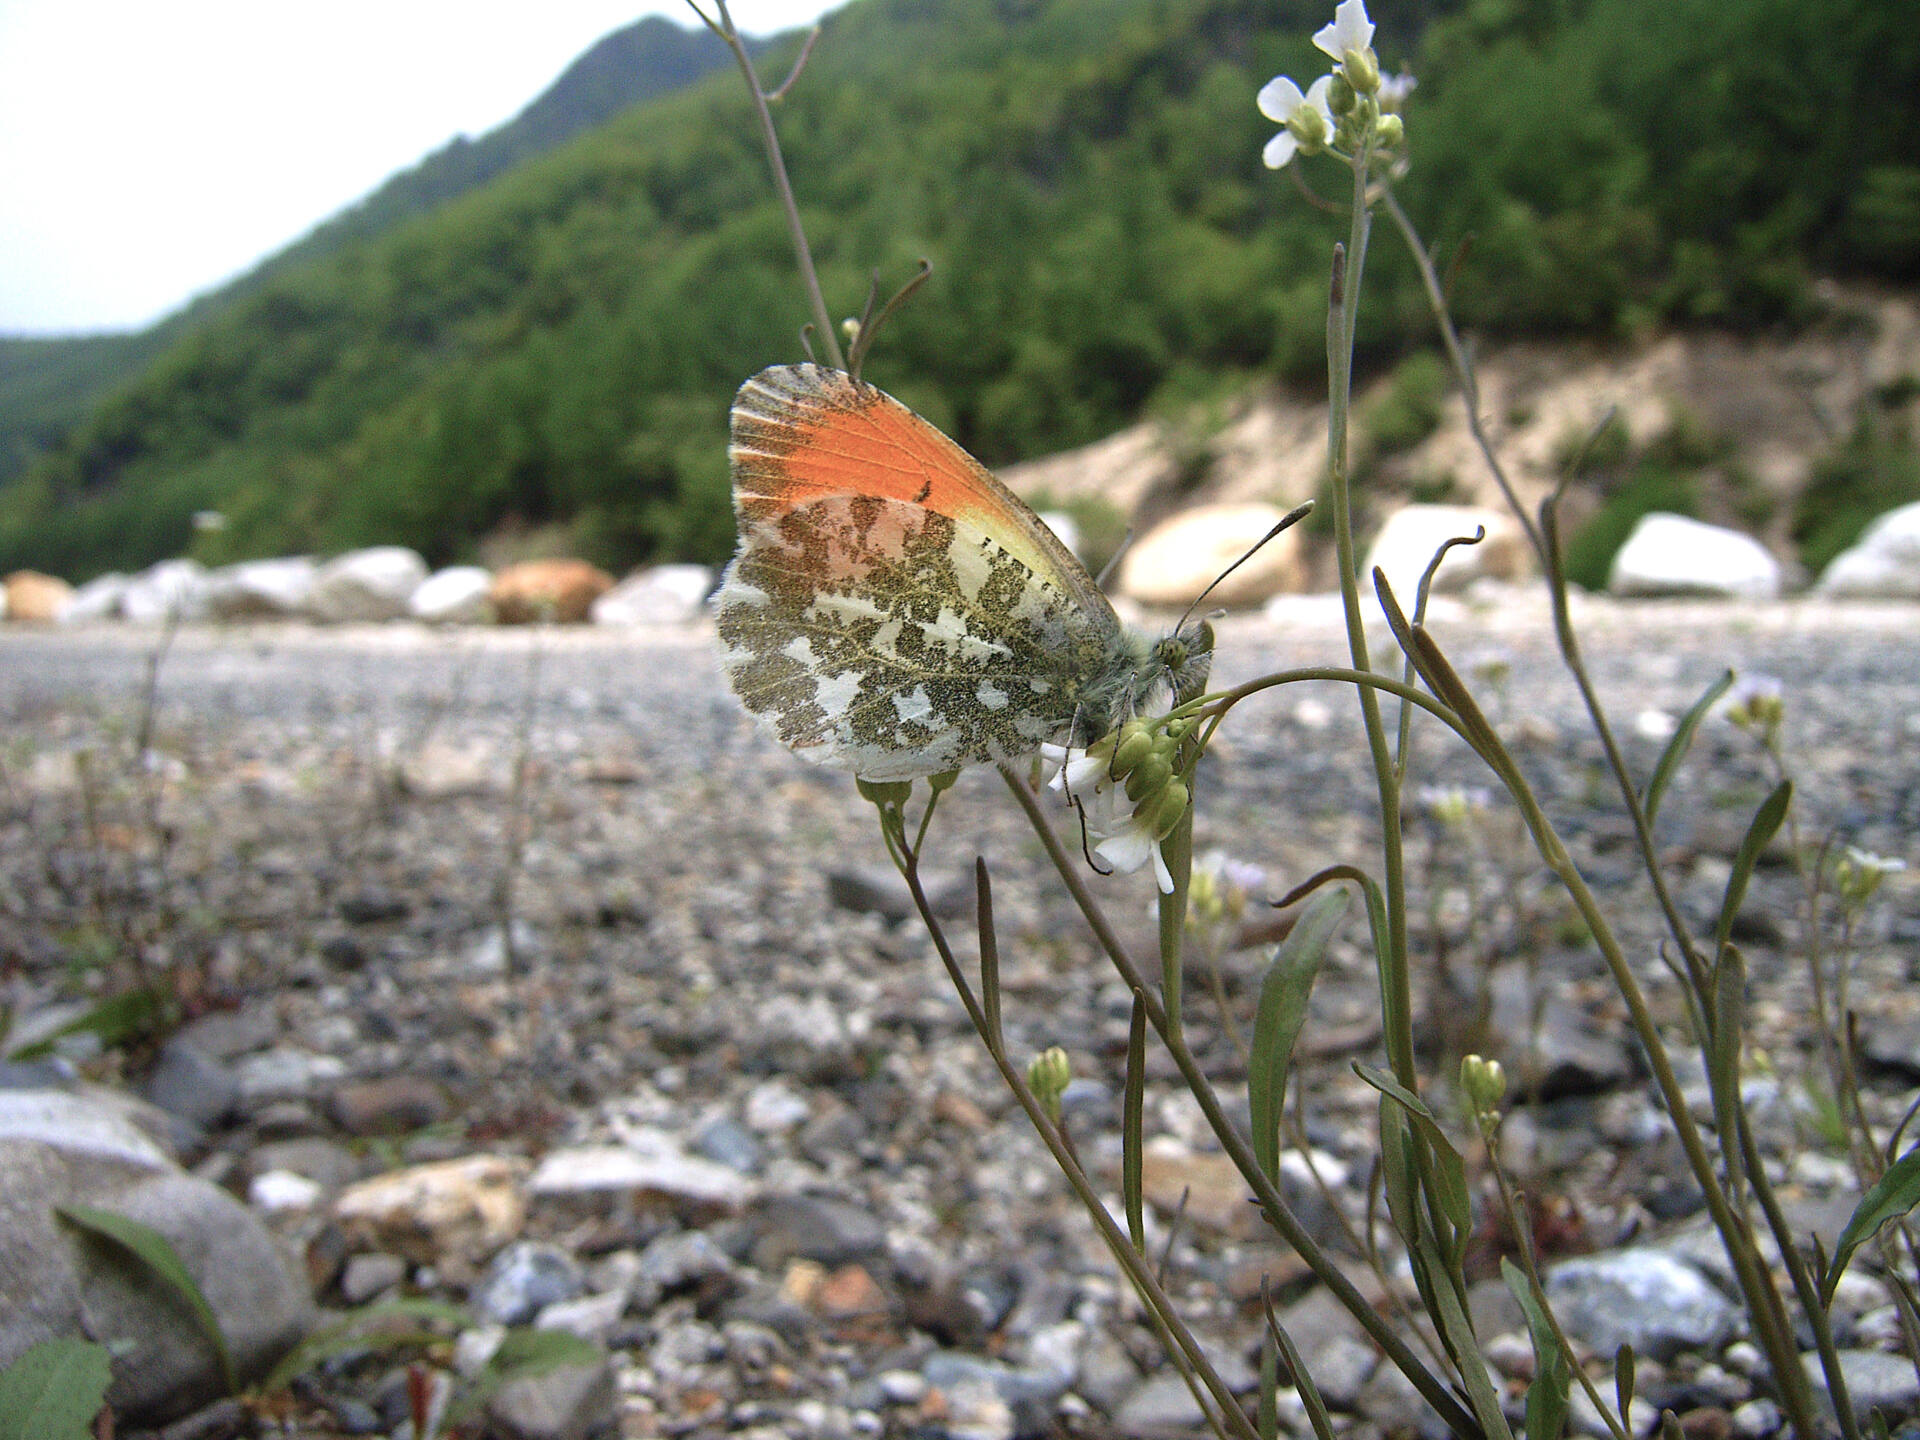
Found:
<box><xmin>716</xmin><ymin>364</ymin><xmax>1212</xmax><ymax>781</ymax></box>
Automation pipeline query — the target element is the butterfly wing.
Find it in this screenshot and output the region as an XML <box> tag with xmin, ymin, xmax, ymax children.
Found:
<box><xmin>716</xmin><ymin>364</ymin><xmax>1128</xmax><ymax>780</ymax></box>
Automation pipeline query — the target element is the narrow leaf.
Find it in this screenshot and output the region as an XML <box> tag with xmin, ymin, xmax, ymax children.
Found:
<box><xmin>1123</xmin><ymin>993</ymin><xmax>1148</xmax><ymax>1255</ymax></box>
<box><xmin>1266</xmin><ymin>1302</ymin><xmax>1338</xmax><ymax>1440</ymax></box>
<box><xmin>8</xmin><ymin>987</ymin><xmax>164</xmax><ymax>1061</ymax></box>
<box><xmin>1355</xmin><ymin>1062</ymin><xmax>1470</xmax><ymax>1236</ymax></box>
<box><xmin>255</xmin><ymin>1297</ymin><xmax>470</xmax><ymax>1397</ymax></box>
<box><xmin>975</xmin><ymin>859</ymin><xmax>1001</xmax><ymax>1053</ymax></box>
<box><xmin>1708</xmin><ymin>943</ymin><xmax>1749</xmax><ymax>1200</ymax></box>
<box><xmin>1249</xmin><ymin>889</ymin><xmax>1349</xmax><ymax>1181</ymax></box>
<box><xmin>0</xmin><ymin>1338</ymin><xmax>113</xmax><ymax>1440</ymax></box>
<box><xmin>58</xmin><ymin>1203</ymin><xmax>236</xmax><ymax>1395</ymax></box>
<box><xmin>1616</xmin><ymin>1343</ymin><xmax>1637</xmax><ymax>1419</ymax></box>
<box><xmin>1428</xmin><ymin>1248</ymin><xmax>1507</xmax><ymax>1440</ymax></box>
<box><xmin>1824</xmin><ymin>1146</ymin><xmax>1920</xmax><ymax>1303</ymax></box>
<box><xmin>1503</xmin><ymin>1259</ymin><xmax>1573</xmax><ymax>1440</ymax></box>
<box><xmin>1643</xmin><ymin>670</ymin><xmax>1735</xmax><ymax>825</ymax></box>
<box><xmin>1715</xmin><ymin>781</ymin><xmax>1791</xmax><ymax>958</ymax></box>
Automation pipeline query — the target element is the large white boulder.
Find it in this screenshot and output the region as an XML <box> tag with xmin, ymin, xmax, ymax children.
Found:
<box><xmin>58</xmin><ymin>572</ymin><xmax>129</xmax><ymax>623</ymax></box>
<box><xmin>1117</xmin><ymin>503</ymin><xmax>1307</xmax><ymax>609</ymax></box>
<box><xmin>1815</xmin><ymin>501</ymin><xmax>1920</xmax><ymax>599</ymax></box>
<box><xmin>307</xmin><ymin>546</ymin><xmax>427</xmax><ymax>622</ymax></box>
<box><xmin>203</xmin><ymin>556</ymin><xmax>317</xmax><ymax>620</ymax></box>
<box><xmin>120</xmin><ymin>559</ymin><xmax>210</xmax><ymax>624</ymax></box>
<box><xmin>1364</xmin><ymin>504</ymin><xmax>1533</xmax><ymax>607</ymax></box>
<box><xmin>409</xmin><ymin>566</ymin><xmax>494</xmax><ymax>624</ymax></box>
<box><xmin>591</xmin><ymin>564</ymin><xmax>715</xmax><ymax>626</ymax></box>
<box><xmin>1607</xmin><ymin>513</ymin><xmax>1781</xmax><ymax>600</ymax></box>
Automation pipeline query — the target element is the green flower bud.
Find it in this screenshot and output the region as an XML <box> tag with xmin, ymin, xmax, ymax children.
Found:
<box><xmin>1461</xmin><ymin>1054</ymin><xmax>1507</xmax><ymax>1118</ymax></box>
<box><xmin>927</xmin><ymin>769</ymin><xmax>961</xmax><ymax>794</ymax></box>
<box><xmin>856</xmin><ymin>777</ymin><xmax>913</xmax><ymax>808</ymax></box>
<box><xmin>1328</xmin><ymin>72</ymin><xmax>1356</xmax><ymax>116</ymax></box>
<box><xmin>1110</xmin><ymin>721</ymin><xmax>1155</xmax><ymax>776</ymax></box>
<box><xmin>1374</xmin><ymin>113</ymin><xmax>1404</xmax><ymax>147</ymax></box>
<box><xmin>1344</xmin><ymin>45</ymin><xmax>1381</xmax><ymax>95</ymax></box>
<box><xmin>1146</xmin><ymin>779</ymin><xmax>1191</xmax><ymax>841</ymax></box>
<box><xmin>1287</xmin><ymin>104</ymin><xmax>1329</xmax><ymax>152</ymax></box>
<box><xmin>1124</xmin><ymin>751</ymin><xmax>1173</xmax><ymax>804</ymax></box>
<box><xmin>1028</xmin><ymin>1046</ymin><xmax>1072</xmax><ymax>1123</ymax></box>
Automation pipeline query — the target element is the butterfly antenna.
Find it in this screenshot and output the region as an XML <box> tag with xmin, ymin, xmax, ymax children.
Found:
<box><xmin>847</xmin><ymin>259</ymin><xmax>933</xmax><ymax>380</ymax></box>
<box><xmin>1072</xmin><ymin>797</ymin><xmax>1114</xmax><ymax>877</ymax></box>
<box><xmin>1172</xmin><ymin>501</ymin><xmax>1315</xmax><ymax>634</ymax></box>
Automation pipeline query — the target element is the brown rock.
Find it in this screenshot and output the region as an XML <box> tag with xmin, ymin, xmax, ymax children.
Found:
<box><xmin>1116</xmin><ymin>504</ymin><xmax>1307</xmax><ymax>609</ymax></box>
<box><xmin>327</xmin><ymin>1075</ymin><xmax>450</xmax><ymax>1136</ymax></box>
<box><xmin>1139</xmin><ymin>1135</ymin><xmax>1260</xmax><ymax>1238</ymax></box>
<box><xmin>489</xmin><ymin>560</ymin><xmax>614</xmax><ymax>624</ymax></box>
<box><xmin>4</xmin><ymin>569</ymin><xmax>74</xmax><ymax>622</ymax></box>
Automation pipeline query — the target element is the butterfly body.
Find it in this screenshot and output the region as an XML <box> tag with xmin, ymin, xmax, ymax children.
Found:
<box><xmin>716</xmin><ymin>364</ymin><xmax>1210</xmax><ymax>780</ymax></box>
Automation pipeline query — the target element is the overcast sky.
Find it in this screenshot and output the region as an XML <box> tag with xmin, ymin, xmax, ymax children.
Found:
<box><xmin>0</xmin><ymin>0</ymin><xmax>846</xmax><ymax>336</ymax></box>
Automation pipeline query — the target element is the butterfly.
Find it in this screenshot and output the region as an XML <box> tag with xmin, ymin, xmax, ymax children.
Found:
<box><xmin>715</xmin><ymin>364</ymin><xmax>1213</xmax><ymax>781</ymax></box>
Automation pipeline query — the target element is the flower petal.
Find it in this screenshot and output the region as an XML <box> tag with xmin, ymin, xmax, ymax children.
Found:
<box><xmin>1263</xmin><ymin>130</ymin><xmax>1301</xmax><ymax>169</ymax></box>
<box><xmin>1313</xmin><ymin>0</ymin><xmax>1375</xmax><ymax>60</ymax></box>
<box><xmin>1256</xmin><ymin>74</ymin><xmax>1305</xmax><ymax>122</ymax></box>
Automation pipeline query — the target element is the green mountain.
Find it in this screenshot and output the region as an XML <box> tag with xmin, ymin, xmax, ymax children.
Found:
<box><xmin>0</xmin><ymin>15</ymin><xmax>750</xmax><ymax>495</ymax></box>
<box><xmin>3</xmin><ymin>0</ymin><xmax>1914</xmax><ymax>582</ymax></box>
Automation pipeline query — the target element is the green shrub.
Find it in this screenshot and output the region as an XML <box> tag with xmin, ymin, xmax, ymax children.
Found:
<box><xmin>1363</xmin><ymin>351</ymin><xmax>1449</xmax><ymax>456</ymax></box>
<box><xmin>1791</xmin><ymin>412</ymin><xmax>1920</xmax><ymax>574</ymax></box>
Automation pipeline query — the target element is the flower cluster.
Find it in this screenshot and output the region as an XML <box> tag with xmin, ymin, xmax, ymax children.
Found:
<box><xmin>1258</xmin><ymin>0</ymin><xmax>1411</xmax><ymax>170</ymax></box>
<box><xmin>1043</xmin><ymin>718</ymin><xmax>1198</xmax><ymax>894</ymax></box>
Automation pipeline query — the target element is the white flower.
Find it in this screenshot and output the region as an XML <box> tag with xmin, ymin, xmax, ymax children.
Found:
<box><xmin>1042</xmin><ymin>744</ymin><xmax>1177</xmax><ymax>894</ymax></box>
<box><xmin>1257</xmin><ymin>73</ymin><xmax>1334</xmax><ymax>169</ymax></box>
<box><xmin>1377</xmin><ymin>70</ymin><xmax>1417</xmax><ymax>111</ymax></box>
<box><xmin>1313</xmin><ymin>0</ymin><xmax>1375</xmax><ymax>64</ymax></box>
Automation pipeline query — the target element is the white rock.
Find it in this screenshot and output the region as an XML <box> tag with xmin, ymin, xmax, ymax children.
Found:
<box><xmin>1607</xmin><ymin>513</ymin><xmax>1781</xmax><ymax>600</ymax></box>
<box><xmin>57</xmin><ymin>572</ymin><xmax>129</xmax><ymax>622</ymax></box>
<box><xmin>1117</xmin><ymin>503</ymin><xmax>1307</xmax><ymax>609</ymax></box>
<box><xmin>1364</xmin><ymin>503</ymin><xmax>1533</xmax><ymax>605</ymax></box>
<box><xmin>307</xmin><ymin>546</ymin><xmax>428</xmax><ymax>622</ymax></box>
<box><xmin>409</xmin><ymin>565</ymin><xmax>494</xmax><ymax>624</ymax></box>
<box><xmin>1815</xmin><ymin>500</ymin><xmax>1920</xmax><ymax>598</ymax></box>
<box><xmin>529</xmin><ymin>1135</ymin><xmax>752</xmax><ymax>1212</ymax></box>
<box><xmin>249</xmin><ymin>1168</ymin><xmax>326</xmax><ymax>1212</ymax></box>
<box><xmin>203</xmin><ymin>556</ymin><xmax>317</xmax><ymax>619</ymax></box>
<box><xmin>120</xmin><ymin>558</ymin><xmax>210</xmax><ymax>624</ymax></box>
<box><xmin>590</xmin><ymin>564</ymin><xmax>714</xmax><ymax>625</ymax></box>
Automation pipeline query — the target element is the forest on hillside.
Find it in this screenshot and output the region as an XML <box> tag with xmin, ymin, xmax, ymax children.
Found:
<box><xmin>1</xmin><ymin>0</ymin><xmax>1914</xmax><ymax>582</ymax></box>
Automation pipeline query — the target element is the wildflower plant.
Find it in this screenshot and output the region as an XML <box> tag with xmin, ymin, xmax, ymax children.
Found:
<box><xmin>692</xmin><ymin>0</ymin><xmax>1920</xmax><ymax>1435</ymax></box>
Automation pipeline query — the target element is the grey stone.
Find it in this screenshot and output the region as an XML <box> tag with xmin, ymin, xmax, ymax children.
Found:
<box><xmin>0</xmin><ymin>1090</ymin><xmax>313</xmax><ymax>1424</ymax></box>
<box><xmin>1112</xmin><ymin>1372</ymin><xmax>1205</xmax><ymax>1434</ymax></box>
<box><xmin>486</xmin><ymin>1355</ymin><xmax>617</xmax><ymax>1440</ymax></box>
<box><xmin>1545</xmin><ymin>1248</ymin><xmax>1739</xmax><ymax>1362</ymax></box>
<box><xmin>142</xmin><ymin>1041</ymin><xmax>239</xmax><ymax>1132</ymax></box>
<box><xmin>339</xmin><ymin>1250</ymin><xmax>408</xmax><ymax>1304</ymax></box>
<box><xmin>1806</xmin><ymin>1348</ymin><xmax>1920</xmax><ymax>1424</ymax></box>
<box><xmin>307</xmin><ymin>546</ymin><xmax>427</xmax><ymax>622</ymax></box>
<box><xmin>203</xmin><ymin>557</ymin><xmax>317</xmax><ymax>619</ymax></box>
<box><xmin>472</xmin><ymin>1242</ymin><xmax>585</xmax><ymax>1326</ymax></box>
<box><xmin>746</xmin><ymin>1192</ymin><xmax>886</xmax><ymax>1268</ymax></box>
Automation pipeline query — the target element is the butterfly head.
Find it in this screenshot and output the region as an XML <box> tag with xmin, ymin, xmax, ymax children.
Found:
<box><xmin>1072</xmin><ymin>617</ymin><xmax>1215</xmax><ymax>749</ymax></box>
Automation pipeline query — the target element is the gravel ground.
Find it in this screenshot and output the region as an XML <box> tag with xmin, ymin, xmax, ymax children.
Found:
<box><xmin>3</xmin><ymin>594</ymin><xmax>1918</xmax><ymax>1439</ymax></box>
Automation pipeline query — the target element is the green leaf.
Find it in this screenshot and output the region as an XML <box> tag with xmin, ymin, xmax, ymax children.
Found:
<box><xmin>1642</xmin><ymin>670</ymin><xmax>1734</xmax><ymax>825</ymax></box>
<box><xmin>1503</xmin><ymin>1259</ymin><xmax>1572</xmax><ymax>1440</ymax></box>
<box><xmin>1354</xmin><ymin>1062</ymin><xmax>1470</xmax><ymax>1238</ymax></box>
<box><xmin>8</xmin><ymin>987</ymin><xmax>164</xmax><ymax>1061</ymax></box>
<box><xmin>1249</xmin><ymin>889</ymin><xmax>1349</xmax><ymax>1182</ymax></box>
<box><xmin>253</xmin><ymin>1297</ymin><xmax>470</xmax><ymax>1397</ymax></box>
<box><xmin>1708</xmin><ymin>943</ymin><xmax>1749</xmax><ymax>1200</ymax></box>
<box><xmin>0</xmin><ymin>1338</ymin><xmax>114</xmax><ymax>1440</ymax></box>
<box><xmin>57</xmin><ymin>1203</ymin><xmax>236</xmax><ymax>1395</ymax></box>
<box><xmin>1824</xmin><ymin>1146</ymin><xmax>1920</xmax><ymax>1303</ymax></box>
<box><xmin>487</xmin><ymin>1326</ymin><xmax>603</xmax><ymax>1374</ymax></box>
<box><xmin>1714</xmin><ymin>780</ymin><xmax>1791</xmax><ymax>959</ymax></box>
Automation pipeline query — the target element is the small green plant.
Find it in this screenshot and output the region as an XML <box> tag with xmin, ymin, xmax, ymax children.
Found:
<box><xmin>0</xmin><ymin>1339</ymin><xmax>113</xmax><ymax>1440</ymax></box>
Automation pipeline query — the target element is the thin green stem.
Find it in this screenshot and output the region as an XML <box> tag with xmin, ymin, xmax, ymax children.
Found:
<box><xmin>695</xmin><ymin>0</ymin><xmax>844</xmax><ymax>370</ymax></box>
<box><xmin>1001</xmin><ymin>766</ymin><xmax>1485</xmax><ymax>1440</ymax></box>
<box><xmin>1326</xmin><ymin>145</ymin><xmax>1414</xmax><ymax>1089</ymax></box>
